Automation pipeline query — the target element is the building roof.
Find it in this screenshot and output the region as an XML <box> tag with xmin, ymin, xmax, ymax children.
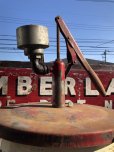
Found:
<box><xmin>0</xmin><ymin>59</ymin><xmax>114</xmax><ymax>71</ymax></box>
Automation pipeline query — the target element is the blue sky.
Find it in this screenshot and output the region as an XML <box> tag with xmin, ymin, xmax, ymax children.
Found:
<box><xmin>0</xmin><ymin>0</ymin><xmax>114</xmax><ymax>62</ymax></box>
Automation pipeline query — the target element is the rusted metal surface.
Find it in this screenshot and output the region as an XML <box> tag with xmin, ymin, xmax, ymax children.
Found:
<box><xmin>55</xmin><ymin>16</ymin><xmax>106</xmax><ymax>96</ymax></box>
<box><xmin>0</xmin><ymin>103</ymin><xmax>113</xmax><ymax>147</ymax></box>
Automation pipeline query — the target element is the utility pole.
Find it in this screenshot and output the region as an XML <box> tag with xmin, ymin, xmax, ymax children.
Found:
<box><xmin>103</xmin><ymin>50</ymin><xmax>109</xmax><ymax>63</ymax></box>
<box><xmin>104</xmin><ymin>50</ymin><xmax>107</xmax><ymax>63</ymax></box>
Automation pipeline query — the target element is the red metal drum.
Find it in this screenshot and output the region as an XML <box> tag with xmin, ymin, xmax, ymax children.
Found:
<box><xmin>0</xmin><ymin>103</ymin><xmax>114</xmax><ymax>151</ymax></box>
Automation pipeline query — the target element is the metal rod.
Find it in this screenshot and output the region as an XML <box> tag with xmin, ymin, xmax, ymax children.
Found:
<box><xmin>57</xmin><ymin>25</ymin><xmax>60</xmax><ymax>59</ymax></box>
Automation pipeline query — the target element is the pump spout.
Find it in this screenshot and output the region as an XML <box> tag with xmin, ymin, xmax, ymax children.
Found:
<box><xmin>29</xmin><ymin>54</ymin><xmax>49</xmax><ymax>75</ymax></box>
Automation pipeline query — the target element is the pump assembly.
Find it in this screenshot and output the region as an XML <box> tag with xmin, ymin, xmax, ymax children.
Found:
<box><xmin>16</xmin><ymin>25</ymin><xmax>49</xmax><ymax>74</ymax></box>
<box><xmin>0</xmin><ymin>16</ymin><xmax>113</xmax><ymax>152</ymax></box>
<box><xmin>16</xmin><ymin>16</ymin><xmax>106</xmax><ymax>107</ymax></box>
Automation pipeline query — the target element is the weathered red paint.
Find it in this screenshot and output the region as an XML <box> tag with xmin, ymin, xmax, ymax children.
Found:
<box><xmin>52</xmin><ymin>59</ymin><xmax>65</xmax><ymax>107</ymax></box>
<box><xmin>0</xmin><ymin>67</ymin><xmax>114</xmax><ymax>108</ymax></box>
<box><xmin>0</xmin><ymin>103</ymin><xmax>114</xmax><ymax>148</ymax></box>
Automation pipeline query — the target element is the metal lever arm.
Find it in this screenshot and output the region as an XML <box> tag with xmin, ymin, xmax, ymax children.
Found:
<box><xmin>55</xmin><ymin>16</ymin><xmax>106</xmax><ymax>96</ymax></box>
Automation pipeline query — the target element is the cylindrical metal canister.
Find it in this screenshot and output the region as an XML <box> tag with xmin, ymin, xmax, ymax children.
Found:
<box><xmin>16</xmin><ymin>25</ymin><xmax>49</xmax><ymax>50</ymax></box>
<box><xmin>52</xmin><ymin>59</ymin><xmax>65</xmax><ymax>107</ymax></box>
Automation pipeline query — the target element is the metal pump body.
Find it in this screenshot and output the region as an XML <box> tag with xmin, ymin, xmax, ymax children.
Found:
<box><xmin>16</xmin><ymin>25</ymin><xmax>49</xmax><ymax>74</ymax></box>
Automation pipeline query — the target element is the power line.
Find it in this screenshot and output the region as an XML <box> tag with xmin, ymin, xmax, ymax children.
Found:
<box><xmin>1</xmin><ymin>33</ymin><xmax>114</xmax><ymax>57</ymax></box>
<box><xmin>0</xmin><ymin>35</ymin><xmax>16</xmax><ymax>37</ymax></box>
<box><xmin>96</xmin><ymin>40</ymin><xmax>114</xmax><ymax>47</ymax></box>
<box><xmin>0</xmin><ymin>16</ymin><xmax>114</xmax><ymax>31</ymax></box>
<box><xmin>0</xmin><ymin>49</ymin><xmax>110</xmax><ymax>54</ymax></box>
<box><xmin>1</xmin><ymin>36</ymin><xmax>114</xmax><ymax>46</ymax></box>
<box><xmin>0</xmin><ymin>38</ymin><xmax>112</xmax><ymax>44</ymax></box>
<box><xmin>0</xmin><ymin>51</ymin><xmax>114</xmax><ymax>57</ymax></box>
<box><xmin>76</xmin><ymin>0</ymin><xmax>114</xmax><ymax>3</ymax></box>
<box><xmin>0</xmin><ymin>35</ymin><xmax>114</xmax><ymax>43</ymax></box>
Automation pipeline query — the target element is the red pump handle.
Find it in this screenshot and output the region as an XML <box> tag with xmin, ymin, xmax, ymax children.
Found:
<box><xmin>55</xmin><ymin>16</ymin><xmax>106</xmax><ymax>96</ymax></box>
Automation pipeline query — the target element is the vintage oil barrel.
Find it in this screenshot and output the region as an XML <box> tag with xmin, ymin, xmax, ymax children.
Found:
<box><xmin>0</xmin><ymin>103</ymin><xmax>114</xmax><ymax>152</ymax></box>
